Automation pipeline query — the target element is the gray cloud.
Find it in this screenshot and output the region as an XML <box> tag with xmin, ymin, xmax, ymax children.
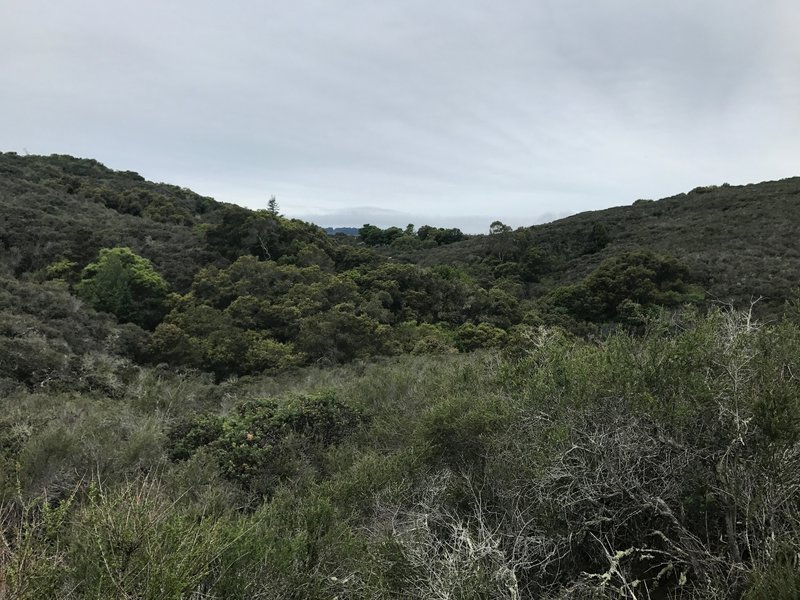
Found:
<box><xmin>2</xmin><ymin>1</ymin><xmax>799</xmax><ymax>232</ymax></box>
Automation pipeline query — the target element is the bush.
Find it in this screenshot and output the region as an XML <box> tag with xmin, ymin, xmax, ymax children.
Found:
<box><xmin>68</xmin><ymin>477</ymin><xmax>240</xmax><ymax>598</ymax></box>
<box><xmin>453</xmin><ymin>322</ymin><xmax>507</xmax><ymax>351</ymax></box>
<box><xmin>544</xmin><ymin>250</ymin><xmax>701</xmax><ymax>324</ymax></box>
<box><xmin>75</xmin><ymin>247</ymin><xmax>168</xmax><ymax>329</ymax></box>
<box><xmin>744</xmin><ymin>557</ymin><xmax>800</xmax><ymax>600</ymax></box>
<box><xmin>168</xmin><ymin>391</ymin><xmax>364</xmax><ymax>496</ymax></box>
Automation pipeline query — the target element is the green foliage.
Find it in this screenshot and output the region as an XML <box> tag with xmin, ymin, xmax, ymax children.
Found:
<box><xmin>545</xmin><ymin>250</ymin><xmax>701</xmax><ymax>324</ymax></box>
<box><xmin>743</xmin><ymin>556</ymin><xmax>800</xmax><ymax>600</ymax></box>
<box><xmin>151</xmin><ymin>303</ymin><xmax>304</xmax><ymax>378</ymax></box>
<box><xmin>417</xmin><ymin>224</ymin><xmax>466</xmax><ymax>245</ymax></box>
<box><xmin>453</xmin><ymin>322</ymin><xmax>507</xmax><ymax>351</ymax></box>
<box><xmin>419</xmin><ymin>392</ymin><xmax>509</xmax><ymax>470</ymax></box>
<box><xmin>358</xmin><ymin>223</ymin><xmax>406</xmax><ymax>246</ymax></box>
<box><xmin>267</xmin><ymin>195</ymin><xmax>279</xmax><ymax>216</ymax></box>
<box><xmin>3</xmin><ymin>311</ymin><xmax>800</xmax><ymax>597</ymax></box>
<box><xmin>584</xmin><ymin>221</ymin><xmax>609</xmax><ymax>253</ymax></box>
<box><xmin>38</xmin><ymin>258</ymin><xmax>80</xmax><ymax>284</ymax></box>
<box><xmin>296</xmin><ymin>307</ymin><xmax>389</xmax><ymax>363</ymax></box>
<box><xmin>0</xmin><ymin>488</ymin><xmax>78</xmax><ymax>599</ymax></box>
<box><xmin>489</xmin><ymin>220</ymin><xmax>512</xmax><ymax>235</ymax></box>
<box><xmin>67</xmin><ymin>477</ymin><xmax>240</xmax><ymax>599</ymax></box>
<box><xmin>75</xmin><ymin>247</ymin><xmax>168</xmax><ymax>329</ymax></box>
<box><xmin>151</xmin><ymin>253</ymin><xmax>516</xmax><ymax>376</ymax></box>
<box><xmin>387</xmin><ymin>176</ymin><xmax>800</xmax><ymax>319</ymax></box>
<box><xmin>169</xmin><ymin>391</ymin><xmax>364</xmax><ymax>496</ymax></box>
<box><xmin>6</xmin><ymin>152</ymin><xmax>800</xmax><ymax>598</ymax></box>
<box><xmin>0</xmin><ymin>276</ymin><xmax>144</xmax><ymax>388</ymax></box>
<box><xmin>358</xmin><ymin>223</ymin><xmax>466</xmax><ymax>247</ymax></box>
<box><xmin>141</xmin><ymin>194</ymin><xmax>194</xmax><ymax>224</ymax></box>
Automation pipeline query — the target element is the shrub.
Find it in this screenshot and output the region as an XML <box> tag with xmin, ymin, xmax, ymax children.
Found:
<box><xmin>168</xmin><ymin>391</ymin><xmax>364</xmax><ymax>496</ymax></box>
<box><xmin>75</xmin><ymin>247</ymin><xmax>168</xmax><ymax>329</ymax></box>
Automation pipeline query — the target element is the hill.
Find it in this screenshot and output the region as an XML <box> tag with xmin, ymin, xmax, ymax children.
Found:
<box><xmin>0</xmin><ymin>152</ymin><xmax>360</xmax><ymax>292</ymax></box>
<box><xmin>2</xmin><ymin>152</ymin><xmax>800</xmax><ymax>598</ymax></box>
<box><xmin>383</xmin><ymin>178</ymin><xmax>800</xmax><ymax>315</ymax></box>
<box><xmin>0</xmin><ymin>152</ymin><xmax>527</xmax><ymax>381</ymax></box>
<box><xmin>2</xmin><ymin>152</ymin><xmax>796</xmax><ymax>379</ymax></box>
<box><xmin>324</xmin><ymin>226</ymin><xmax>359</xmax><ymax>236</ymax></box>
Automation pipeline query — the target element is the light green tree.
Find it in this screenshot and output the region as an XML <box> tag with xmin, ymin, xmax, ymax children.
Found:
<box><xmin>75</xmin><ymin>247</ymin><xmax>168</xmax><ymax>329</ymax></box>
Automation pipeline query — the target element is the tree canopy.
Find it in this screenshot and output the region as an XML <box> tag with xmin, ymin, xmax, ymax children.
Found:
<box><xmin>75</xmin><ymin>247</ymin><xmax>168</xmax><ymax>329</ymax></box>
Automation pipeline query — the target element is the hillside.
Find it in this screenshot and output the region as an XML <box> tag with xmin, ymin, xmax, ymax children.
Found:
<box><xmin>3</xmin><ymin>151</ymin><xmax>798</xmax><ymax>383</ymax></box>
<box><xmin>2</xmin><ymin>153</ymin><xmax>800</xmax><ymax>599</ymax></box>
<box><xmin>0</xmin><ymin>152</ymin><xmax>357</xmax><ymax>292</ymax></box>
<box><xmin>388</xmin><ymin>178</ymin><xmax>800</xmax><ymax>314</ymax></box>
<box><xmin>4</xmin><ymin>151</ymin><xmax>796</xmax><ymax>314</ymax></box>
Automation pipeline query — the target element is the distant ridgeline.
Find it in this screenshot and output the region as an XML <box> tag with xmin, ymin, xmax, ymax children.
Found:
<box><xmin>324</xmin><ymin>226</ymin><xmax>359</xmax><ymax>236</ymax></box>
<box><xmin>1</xmin><ymin>150</ymin><xmax>798</xmax><ymax>383</ymax></box>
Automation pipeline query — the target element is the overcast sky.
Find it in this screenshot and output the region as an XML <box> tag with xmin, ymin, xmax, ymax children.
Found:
<box><xmin>2</xmin><ymin>1</ymin><xmax>799</xmax><ymax>232</ymax></box>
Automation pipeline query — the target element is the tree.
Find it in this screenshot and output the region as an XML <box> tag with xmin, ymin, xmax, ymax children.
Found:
<box><xmin>489</xmin><ymin>221</ymin><xmax>512</xmax><ymax>235</ymax></box>
<box><xmin>417</xmin><ymin>225</ymin><xmax>465</xmax><ymax>246</ymax></box>
<box><xmin>206</xmin><ymin>205</ymin><xmax>281</xmax><ymax>261</ymax></box>
<box><xmin>75</xmin><ymin>247</ymin><xmax>168</xmax><ymax>329</ymax></box>
<box><xmin>433</xmin><ymin>228</ymin><xmax>465</xmax><ymax>245</ymax></box>
<box><xmin>267</xmin><ymin>195</ymin><xmax>280</xmax><ymax>216</ymax></box>
<box><xmin>417</xmin><ymin>225</ymin><xmax>434</xmax><ymax>241</ymax></box>
<box><xmin>544</xmin><ymin>251</ymin><xmax>701</xmax><ymax>323</ymax></box>
<box><xmin>358</xmin><ymin>224</ymin><xmax>386</xmax><ymax>246</ymax></box>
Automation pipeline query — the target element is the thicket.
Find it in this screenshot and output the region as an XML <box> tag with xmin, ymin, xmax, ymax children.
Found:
<box><xmin>357</xmin><ymin>223</ymin><xmax>466</xmax><ymax>248</ymax></box>
<box><xmin>2</xmin><ymin>305</ymin><xmax>799</xmax><ymax>599</ymax></box>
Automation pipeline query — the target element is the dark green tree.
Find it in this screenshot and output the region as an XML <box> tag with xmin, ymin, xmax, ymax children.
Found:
<box><xmin>358</xmin><ymin>224</ymin><xmax>386</xmax><ymax>246</ymax></box>
<box><xmin>489</xmin><ymin>221</ymin><xmax>512</xmax><ymax>235</ymax></box>
<box><xmin>267</xmin><ymin>195</ymin><xmax>279</xmax><ymax>216</ymax></box>
<box><xmin>433</xmin><ymin>227</ymin><xmax>465</xmax><ymax>245</ymax></box>
<box><xmin>417</xmin><ymin>225</ymin><xmax>465</xmax><ymax>246</ymax></box>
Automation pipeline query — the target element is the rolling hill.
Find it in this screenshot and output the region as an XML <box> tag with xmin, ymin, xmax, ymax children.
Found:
<box><xmin>2</xmin><ymin>152</ymin><xmax>800</xmax><ymax>599</ymax></box>
<box><xmin>390</xmin><ymin>178</ymin><xmax>800</xmax><ymax>314</ymax></box>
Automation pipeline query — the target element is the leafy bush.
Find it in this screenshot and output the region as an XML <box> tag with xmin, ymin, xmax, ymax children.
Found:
<box><xmin>168</xmin><ymin>391</ymin><xmax>364</xmax><ymax>496</ymax></box>
<box><xmin>545</xmin><ymin>250</ymin><xmax>702</xmax><ymax>324</ymax></box>
<box><xmin>75</xmin><ymin>247</ymin><xmax>168</xmax><ymax>329</ymax></box>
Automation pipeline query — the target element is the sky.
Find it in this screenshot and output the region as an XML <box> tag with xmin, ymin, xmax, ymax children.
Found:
<box><xmin>2</xmin><ymin>1</ymin><xmax>799</xmax><ymax>233</ymax></box>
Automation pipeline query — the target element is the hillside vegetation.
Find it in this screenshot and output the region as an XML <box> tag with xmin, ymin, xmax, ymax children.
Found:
<box><xmin>1</xmin><ymin>152</ymin><xmax>799</xmax><ymax>599</ymax></box>
<box><xmin>385</xmin><ymin>178</ymin><xmax>800</xmax><ymax>317</ymax></box>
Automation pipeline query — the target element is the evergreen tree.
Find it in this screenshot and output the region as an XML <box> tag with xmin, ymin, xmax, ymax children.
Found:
<box><xmin>267</xmin><ymin>195</ymin><xmax>279</xmax><ymax>216</ymax></box>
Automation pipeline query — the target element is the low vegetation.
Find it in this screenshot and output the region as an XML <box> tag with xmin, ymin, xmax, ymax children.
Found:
<box><xmin>2</xmin><ymin>306</ymin><xmax>799</xmax><ymax>598</ymax></box>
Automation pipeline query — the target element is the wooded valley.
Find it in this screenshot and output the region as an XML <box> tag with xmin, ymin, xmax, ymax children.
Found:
<box><xmin>1</xmin><ymin>152</ymin><xmax>799</xmax><ymax>599</ymax></box>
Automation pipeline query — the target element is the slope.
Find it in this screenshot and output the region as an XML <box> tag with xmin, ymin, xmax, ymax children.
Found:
<box><xmin>391</xmin><ymin>178</ymin><xmax>800</xmax><ymax>313</ymax></box>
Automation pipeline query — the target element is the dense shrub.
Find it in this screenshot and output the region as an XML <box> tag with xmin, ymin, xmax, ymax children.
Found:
<box><xmin>75</xmin><ymin>247</ymin><xmax>168</xmax><ymax>329</ymax></box>
<box><xmin>168</xmin><ymin>391</ymin><xmax>364</xmax><ymax>496</ymax></box>
<box><xmin>544</xmin><ymin>250</ymin><xmax>702</xmax><ymax>323</ymax></box>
